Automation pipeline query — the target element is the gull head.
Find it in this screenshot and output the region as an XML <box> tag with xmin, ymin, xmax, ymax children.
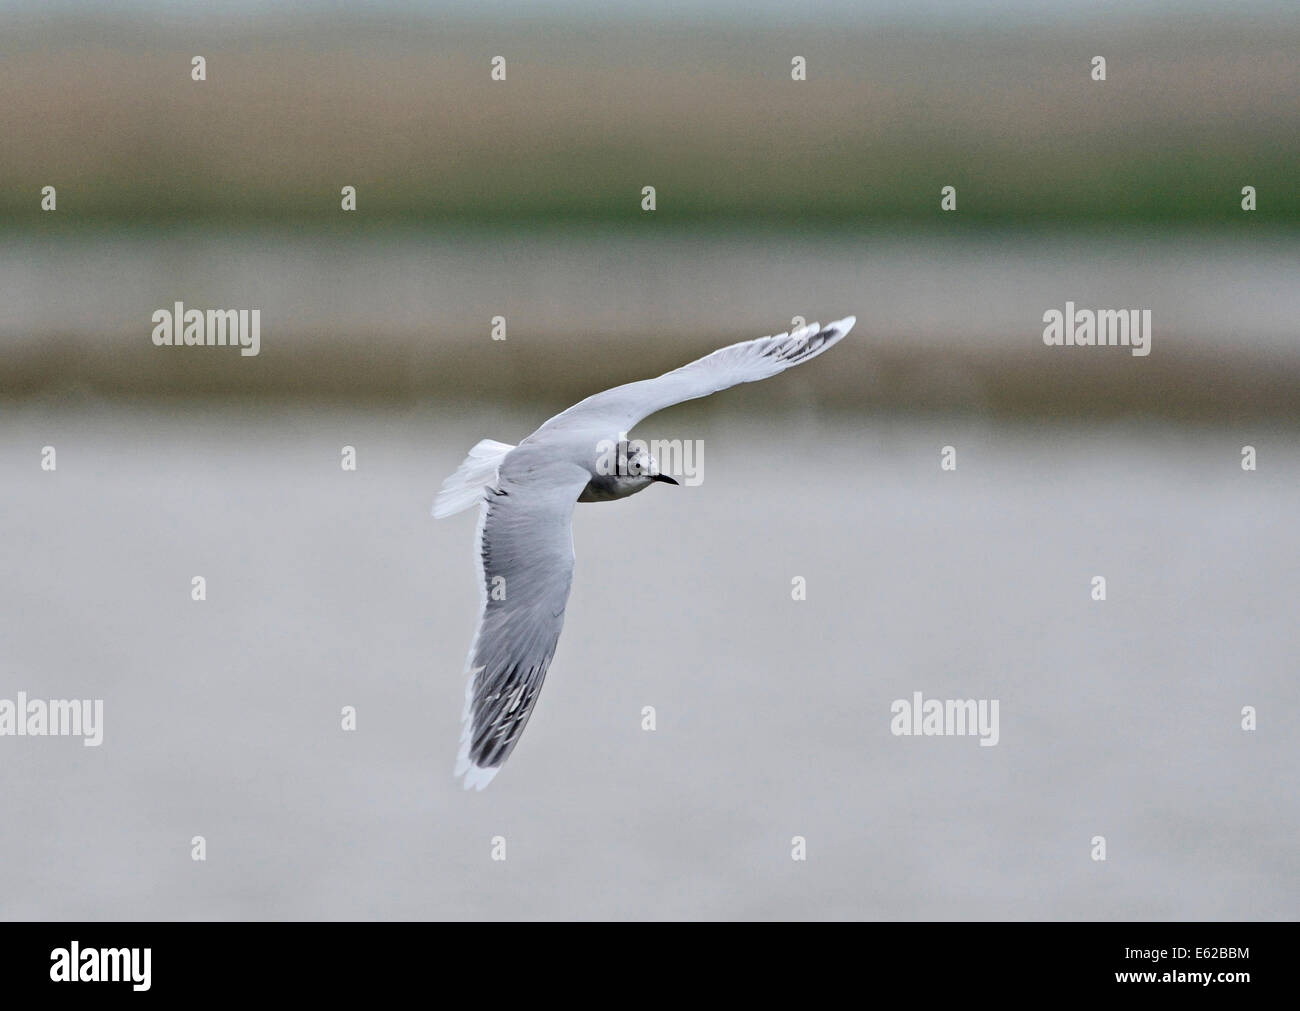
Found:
<box><xmin>627</xmin><ymin>447</ymin><xmax>677</xmax><ymax>485</ymax></box>
<box><xmin>580</xmin><ymin>442</ymin><xmax>678</xmax><ymax>502</ymax></box>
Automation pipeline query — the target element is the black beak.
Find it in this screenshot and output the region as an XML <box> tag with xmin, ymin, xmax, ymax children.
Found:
<box><xmin>651</xmin><ymin>474</ymin><xmax>679</xmax><ymax>485</ymax></box>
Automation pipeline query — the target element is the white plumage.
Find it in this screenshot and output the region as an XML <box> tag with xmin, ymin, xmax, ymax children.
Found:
<box><xmin>436</xmin><ymin>317</ymin><xmax>856</xmax><ymax>789</ymax></box>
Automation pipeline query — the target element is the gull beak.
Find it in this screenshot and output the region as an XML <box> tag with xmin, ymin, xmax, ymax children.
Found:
<box><xmin>651</xmin><ymin>474</ymin><xmax>679</xmax><ymax>485</ymax></box>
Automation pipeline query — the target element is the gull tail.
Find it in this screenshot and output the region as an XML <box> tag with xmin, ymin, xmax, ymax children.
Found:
<box><xmin>433</xmin><ymin>439</ymin><xmax>516</xmax><ymax>518</ymax></box>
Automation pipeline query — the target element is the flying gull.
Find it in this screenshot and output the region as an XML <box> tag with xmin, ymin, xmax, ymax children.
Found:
<box><xmin>434</xmin><ymin>317</ymin><xmax>857</xmax><ymax>789</ymax></box>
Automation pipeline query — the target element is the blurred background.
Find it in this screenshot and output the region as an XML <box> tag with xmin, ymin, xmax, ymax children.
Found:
<box><xmin>1</xmin><ymin>0</ymin><xmax>1297</xmax><ymax>920</ymax></box>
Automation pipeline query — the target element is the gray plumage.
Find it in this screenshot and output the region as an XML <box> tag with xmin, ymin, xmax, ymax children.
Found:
<box><xmin>435</xmin><ymin>316</ymin><xmax>857</xmax><ymax>789</ymax></box>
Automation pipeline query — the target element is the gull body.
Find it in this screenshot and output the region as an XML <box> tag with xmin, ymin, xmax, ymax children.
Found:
<box><xmin>434</xmin><ymin>316</ymin><xmax>857</xmax><ymax>789</ymax></box>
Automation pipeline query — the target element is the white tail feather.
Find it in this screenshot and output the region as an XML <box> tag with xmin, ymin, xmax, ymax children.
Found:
<box><xmin>433</xmin><ymin>439</ymin><xmax>515</xmax><ymax>519</ymax></box>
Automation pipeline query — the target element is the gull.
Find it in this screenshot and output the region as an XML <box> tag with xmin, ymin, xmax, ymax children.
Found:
<box><xmin>434</xmin><ymin>316</ymin><xmax>857</xmax><ymax>789</ymax></box>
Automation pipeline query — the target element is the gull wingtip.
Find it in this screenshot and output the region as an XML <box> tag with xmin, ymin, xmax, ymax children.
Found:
<box><xmin>459</xmin><ymin>765</ymin><xmax>499</xmax><ymax>791</ymax></box>
<box><xmin>455</xmin><ymin>743</ymin><xmax>501</xmax><ymax>791</ymax></box>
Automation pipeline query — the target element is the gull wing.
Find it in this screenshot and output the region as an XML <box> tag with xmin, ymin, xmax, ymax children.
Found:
<box><xmin>535</xmin><ymin>316</ymin><xmax>856</xmax><ymax>438</ymax></box>
<box><xmin>455</xmin><ymin>454</ymin><xmax>592</xmax><ymax>790</ymax></box>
